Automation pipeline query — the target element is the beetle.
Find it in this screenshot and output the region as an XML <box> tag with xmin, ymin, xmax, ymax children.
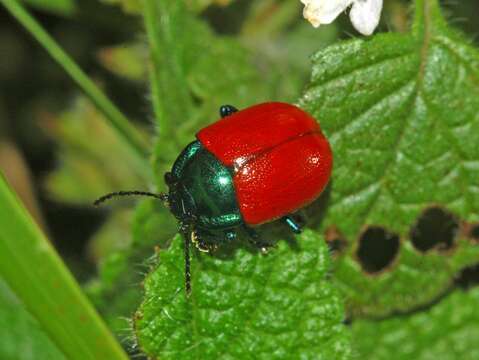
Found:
<box><xmin>95</xmin><ymin>102</ymin><xmax>332</xmax><ymax>293</ymax></box>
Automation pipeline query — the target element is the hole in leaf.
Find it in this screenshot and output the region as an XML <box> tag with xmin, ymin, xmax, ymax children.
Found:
<box><xmin>410</xmin><ymin>207</ymin><xmax>459</xmax><ymax>252</ymax></box>
<box><xmin>456</xmin><ymin>264</ymin><xmax>479</xmax><ymax>289</ymax></box>
<box><xmin>356</xmin><ymin>226</ymin><xmax>400</xmax><ymax>274</ymax></box>
<box><xmin>325</xmin><ymin>226</ymin><xmax>347</xmax><ymax>257</ymax></box>
<box><xmin>469</xmin><ymin>223</ymin><xmax>479</xmax><ymax>242</ymax></box>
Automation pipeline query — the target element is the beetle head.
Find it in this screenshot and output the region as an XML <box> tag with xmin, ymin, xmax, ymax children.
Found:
<box><xmin>164</xmin><ymin>172</ymin><xmax>197</xmax><ymax>224</ymax></box>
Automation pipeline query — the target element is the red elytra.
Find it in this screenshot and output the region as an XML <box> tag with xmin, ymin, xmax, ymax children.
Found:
<box><xmin>197</xmin><ymin>102</ymin><xmax>332</xmax><ymax>225</ymax></box>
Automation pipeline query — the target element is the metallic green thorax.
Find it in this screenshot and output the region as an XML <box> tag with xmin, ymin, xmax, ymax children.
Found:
<box><xmin>168</xmin><ymin>141</ymin><xmax>242</xmax><ymax>231</ymax></box>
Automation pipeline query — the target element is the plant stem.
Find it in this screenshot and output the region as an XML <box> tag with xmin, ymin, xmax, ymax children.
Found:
<box><xmin>1</xmin><ymin>0</ymin><xmax>151</xmax><ymax>169</ymax></box>
<box><xmin>143</xmin><ymin>0</ymin><xmax>194</xmax><ymax>142</ymax></box>
<box><xmin>142</xmin><ymin>0</ymin><xmax>195</xmax><ymax>187</ymax></box>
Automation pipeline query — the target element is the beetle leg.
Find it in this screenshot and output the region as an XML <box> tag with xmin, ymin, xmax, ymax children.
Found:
<box><xmin>281</xmin><ymin>215</ymin><xmax>302</xmax><ymax>234</ymax></box>
<box><xmin>219</xmin><ymin>104</ymin><xmax>238</xmax><ymax>118</ymax></box>
<box><xmin>178</xmin><ymin>222</ymin><xmax>192</xmax><ymax>295</ymax></box>
<box><xmin>243</xmin><ymin>226</ymin><xmax>271</xmax><ymax>254</ymax></box>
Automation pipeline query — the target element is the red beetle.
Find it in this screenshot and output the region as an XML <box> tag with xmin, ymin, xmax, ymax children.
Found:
<box><xmin>95</xmin><ymin>102</ymin><xmax>332</xmax><ymax>293</ymax></box>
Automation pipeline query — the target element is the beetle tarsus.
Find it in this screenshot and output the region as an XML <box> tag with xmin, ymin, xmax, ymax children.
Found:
<box><xmin>243</xmin><ymin>226</ymin><xmax>271</xmax><ymax>253</ymax></box>
<box><xmin>191</xmin><ymin>230</ymin><xmax>210</xmax><ymax>252</ymax></box>
<box><xmin>192</xmin><ymin>229</ymin><xmax>220</xmax><ymax>252</ymax></box>
<box><xmin>219</xmin><ymin>104</ymin><xmax>238</xmax><ymax>118</ymax></box>
<box><xmin>282</xmin><ymin>215</ymin><xmax>302</xmax><ymax>234</ymax></box>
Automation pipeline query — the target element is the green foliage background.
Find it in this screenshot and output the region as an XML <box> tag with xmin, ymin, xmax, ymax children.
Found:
<box><xmin>0</xmin><ymin>0</ymin><xmax>478</xmax><ymax>359</ymax></box>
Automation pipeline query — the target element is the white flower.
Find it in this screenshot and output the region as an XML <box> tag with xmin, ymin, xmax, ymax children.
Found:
<box><xmin>301</xmin><ymin>0</ymin><xmax>383</xmax><ymax>36</ymax></box>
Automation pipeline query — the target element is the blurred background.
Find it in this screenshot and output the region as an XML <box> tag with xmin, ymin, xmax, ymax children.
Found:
<box><xmin>1</xmin><ymin>0</ymin><xmax>478</xmax><ymax>324</ymax></box>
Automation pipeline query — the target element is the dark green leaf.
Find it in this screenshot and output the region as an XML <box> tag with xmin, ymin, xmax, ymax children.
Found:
<box><xmin>135</xmin><ymin>231</ymin><xmax>351</xmax><ymax>359</ymax></box>
<box><xmin>299</xmin><ymin>0</ymin><xmax>479</xmax><ymax>317</ymax></box>
<box><xmin>353</xmin><ymin>288</ymin><xmax>479</xmax><ymax>359</ymax></box>
<box><xmin>134</xmin><ymin>3</ymin><xmax>351</xmax><ymax>357</ymax></box>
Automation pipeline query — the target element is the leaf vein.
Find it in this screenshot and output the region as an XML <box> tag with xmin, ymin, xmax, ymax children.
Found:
<box><xmin>309</xmin><ymin>52</ymin><xmax>415</xmax><ymax>91</ymax></box>
<box><xmin>329</xmin><ymin>79</ymin><xmax>416</xmax><ymax>141</ymax></box>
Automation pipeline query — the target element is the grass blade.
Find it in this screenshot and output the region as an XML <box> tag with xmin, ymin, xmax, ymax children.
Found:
<box><xmin>0</xmin><ymin>172</ymin><xmax>129</xmax><ymax>360</ymax></box>
<box><xmin>23</xmin><ymin>0</ymin><xmax>76</xmax><ymax>16</ymax></box>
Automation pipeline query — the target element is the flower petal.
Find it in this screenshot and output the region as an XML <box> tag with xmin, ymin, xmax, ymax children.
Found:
<box><xmin>349</xmin><ymin>0</ymin><xmax>383</xmax><ymax>36</ymax></box>
<box><xmin>301</xmin><ymin>0</ymin><xmax>354</xmax><ymax>28</ymax></box>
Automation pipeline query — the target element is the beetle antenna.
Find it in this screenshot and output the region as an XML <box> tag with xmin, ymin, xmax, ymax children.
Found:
<box><xmin>93</xmin><ymin>191</ymin><xmax>168</xmax><ymax>206</ymax></box>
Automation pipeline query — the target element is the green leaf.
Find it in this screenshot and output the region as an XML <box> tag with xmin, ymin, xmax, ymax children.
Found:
<box><xmin>353</xmin><ymin>287</ymin><xmax>479</xmax><ymax>359</ymax></box>
<box><xmin>0</xmin><ymin>279</ymin><xmax>65</xmax><ymax>360</ymax></box>
<box><xmin>0</xmin><ymin>173</ymin><xmax>128</xmax><ymax>360</ymax></box>
<box><xmin>299</xmin><ymin>0</ymin><xmax>479</xmax><ymax>317</ymax></box>
<box><xmin>22</xmin><ymin>0</ymin><xmax>75</xmax><ymax>16</ymax></box>
<box><xmin>135</xmin><ymin>230</ymin><xmax>351</xmax><ymax>359</ymax></box>
<box><xmin>97</xmin><ymin>43</ymin><xmax>147</xmax><ymax>81</ymax></box>
<box><xmin>43</xmin><ymin>96</ymin><xmax>147</xmax><ymax>205</ymax></box>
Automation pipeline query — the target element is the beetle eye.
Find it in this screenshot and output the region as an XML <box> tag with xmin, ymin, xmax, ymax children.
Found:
<box><xmin>164</xmin><ymin>172</ymin><xmax>176</xmax><ymax>186</ymax></box>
